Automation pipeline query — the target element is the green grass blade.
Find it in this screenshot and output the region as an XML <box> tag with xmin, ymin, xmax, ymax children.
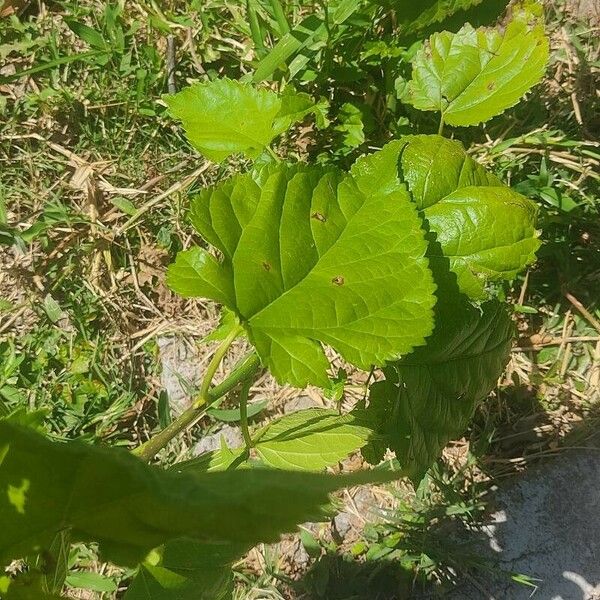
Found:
<box><xmin>0</xmin><ymin>51</ymin><xmax>105</xmax><ymax>84</ymax></box>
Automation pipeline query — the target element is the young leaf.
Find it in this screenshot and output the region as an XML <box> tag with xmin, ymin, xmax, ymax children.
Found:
<box><xmin>65</xmin><ymin>19</ymin><xmax>108</xmax><ymax>51</ymax></box>
<box><xmin>398</xmin><ymin>135</ymin><xmax>540</xmax><ymax>298</ymax></box>
<box><xmin>201</xmin><ymin>309</ymin><xmax>241</xmax><ymax>344</ymax></box>
<box><xmin>42</xmin><ymin>294</ymin><xmax>62</xmax><ymax>324</ymax></box>
<box><xmin>207</xmin><ymin>399</ymin><xmax>268</xmax><ymax>423</ymax></box>
<box><xmin>334</xmin><ymin>102</ymin><xmax>367</xmax><ymax>149</ymax></box>
<box><xmin>167</xmin><ymin>161</ymin><xmax>436</xmax><ymax>387</ymax></box>
<box><xmin>363</xmin><ymin>291</ymin><xmax>513</xmax><ymax>480</ymax></box>
<box><xmin>423</xmin><ymin>185</ymin><xmax>539</xmax><ymax>298</ymax></box>
<box><xmin>164</xmin><ymin>79</ymin><xmax>324</xmax><ymax>162</ymax></box>
<box><xmin>406</xmin><ymin>2</ymin><xmax>549</xmax><ymax>125</ymax></box>
<box><xmin>254</xmin><ymin>408</ymin><xmax>375</xmax><ymax>471</ymax></box>
<box><xmin>0</xmin><ymin>421</ymin><xmax>395</xmax><ymax>568</ymax></box>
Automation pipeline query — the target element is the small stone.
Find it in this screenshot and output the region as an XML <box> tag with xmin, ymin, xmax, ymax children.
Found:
<box><xmin>283</xmin><ymin>395</ymin><xmax>320</xmax><ymax>413</ymax></box>
<box><xmin>193</xmin><ymin>425</ymin><xmax>243</xmax><ymax>455</ymax></box>
<box><xmin>156</xmin><ymin>336</ymin><xmax>201</xmax><ymax>416</ymax></box>
<box><xmin>332</xmin><ymin>512</ymin><xmax>352</xmax><ymax>540</ymax></box>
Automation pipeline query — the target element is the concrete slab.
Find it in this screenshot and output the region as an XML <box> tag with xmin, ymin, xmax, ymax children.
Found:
<box><xmin>449</xmin><ymin>450</ymin><xmax>600</xmax><ymax>600</ymax></box>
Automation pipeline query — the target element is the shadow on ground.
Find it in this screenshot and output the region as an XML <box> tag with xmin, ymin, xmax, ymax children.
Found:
<box><xmin>289</xmin><ymin>420</ymin><xmax>600</xmax><ymax>600</ymax></box>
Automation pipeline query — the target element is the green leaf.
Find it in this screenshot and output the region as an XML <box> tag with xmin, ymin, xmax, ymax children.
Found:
<box><xmin>180</xmin><ymin>408</ymin><xmax>374</xmax><ymax>473</ymax></box>
<box><xmin>275</xmin><ymin>86</ymin><xmax>330</xmax><ymax>132</ymax></box>
<box><xmin>110</xmin><ymin>196</ymin><xmax>137</xmax><ymax>216</ymax></box>
<box><xmin>164</xmin><ymin>79</ymin><xmax>324</xmax><ymax>162</ymax></box>
<box><xmin>0</xmin><ymin>421</ymin><xmax>395</xmax><ymax>568</ymax></box>
<box><xmin>389</xmin><ymin>0</ymin><xmax>488</xmax><ymax>35</ymax></box>
<box><xmin>207</xmin><ymin>399</ymin><xmax>268</xmax><ymax>423</ymax></box>
<box><xmin>173</xmin><ymin>443</ymin><xmax>249</xmax><ymax>474</ymax></box>
<box><xmin>65</xmin><ymin>19</ymin><xmax>108</xmax><ymax>51</ymax></box>
<box><xmin>42</xmin><ymin>294</ymin><xmax>62</xmax><ymax>324</ymax></box>
<box><xmin>253</xmin><ymin>408</ymin><xmax>374</xmax><ymax>471</ymax></box>
<box><xmin>252</xmin><ymin>15</ymin><xmax>326</xmax><ymax>83</ymax></box>
<box><xmin>65</xmin><ymin>571</ymin><xmax>117</xmax><ymax>593</ymax></box>
<box><xmin>166</xmin><ymin>248</ymin><xmax>235</xmax><ymax>306</ymax></box>
<box><xmin>39</xmin><ymin>530</ymin><xmax>70</xmax><ymax>595</ymax></box>
<box><xmin>4</xmin><ymin>408</ymin><xmax>49</xmax><ymax>431</ymax></box>
<box><xmin>251</xmin><ymin>0</ymin><xmax>367</xmax><ymax>83</ymax></box>
<box><xmin>398</xmin><ymin>134</ymin><xmax>540</xmax><ymax>298</ymax></box>
<box><xmin>201</xmin><ymin>309</ymin><xmax>241</xmax><ymax>344</ymax></box>
<box><xmin>406</xmin><ymin>2</ymin><xmax>549</xmax><ymax>125</ymax></box>
<box><xmin>334</xmin><ymin>103</ymin><xmax>366</xmax><ymax>149</ymax></box>
<box><xmin>364</xmin><ymin>282</ymin><xmax>513</xmax><ymax>480</ymax></box>
<box><xmin>167</xmin><ymin>159</ymin><xmax>436</xmax><ymax>387</ymax></box>
<box><xmin>125</xmin><ymin>539</ymin><xmax>243</xmax><ymax>600</ymax></box>
<box><xmin>0</xmin><ymin>193</ymin><xmax>7</xmax><ymax>225</ymax></box>
<box><xmin>0</xmin><ymin>573</ymin><xmax>66</xmax><ymax>600</ymax></box>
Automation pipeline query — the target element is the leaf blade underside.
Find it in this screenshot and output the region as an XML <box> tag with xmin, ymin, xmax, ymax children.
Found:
<box><xmin>0</xmin><ymin>421</ymin><xmax>396</xmax><ymax>568</ymax></box>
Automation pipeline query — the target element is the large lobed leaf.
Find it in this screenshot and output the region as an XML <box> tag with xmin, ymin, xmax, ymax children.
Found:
<box><xmin>360</xmin><ymin>138</ymin><xmax>527</xmax><ymax>477</ymax></box>
<box><xmin>406</xmin><ymin>2</ymin><xmax>549</xmax><ymax>125</ymax></box>
<box><xmin>164</xmin><ymin>79</ymin><xmax>326</xmax><ymax>162</ymax></box>
<box><xmin>364</xmin><ymin>290</ymin><xmax>513</xmax><ymax>480</ymax></box>
<box><xmin>168</xmin><ymin>156</ymin><xmax>436</xmax><ymax>388</ymax></box>
<box><xmin>0</xmin><ymin>421</ymin><xmax>396</xmax><ymax>568</ymax></box>
<box><xmin>398</xmin><ymin>135</ymin><xmax>540</xmax><ymax>298</ymax></box>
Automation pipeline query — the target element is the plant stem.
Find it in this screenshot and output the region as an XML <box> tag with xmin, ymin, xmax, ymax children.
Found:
<box><xmin>239</xmin><ymin>379</ymin><xmax>253</xmax><ymax>450</ymax></box>
<box><xmin>438</xmin><ymin>113</ymin><xmax>445</xmax><ymax>136</ymax></box>
<box><xmin>267</xmin><ymin>145</ymin><xmax>281</xmax><ymax>162</ymax></box>
<box><xmin>195</xmin><ymin>324</ymin><xmax>243</xmax><ymax>408</ymax></box>
<box><xmin>133</xmin><ymin>349</ymin><xmax>261</xmax><ymax>462</ymax></box>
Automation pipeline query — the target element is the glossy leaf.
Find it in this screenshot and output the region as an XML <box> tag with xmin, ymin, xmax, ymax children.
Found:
<box><xmin>201</xmin><ymin>309</ymin><xmax>240</xmax><ymax>344</ymax></box>
<box><xmin>398</xmin><ymin>135</ymin><xmax>540</xmax><ymax>298</ymax></box>
<box><xmin>364</xmin><ymin>291</ymin><xmax>513</xmax><ymax>480</ymax></box>
<box><xmin>0</xmin><ymin>421</ymin><xmax>395</xmax><ymax>568</ymax></box>
<box><xmin>168</xmin><ymin>159</ymin><xmax>436</xmax><ymax>388</ymax></box>
<box><xmin>165</xmin><ymin>79</ymin><xmax>324</xmax><ymax>162</ymax></box>
<box><xmin>254</xmin><ymin>408</ymin><xmax>374</xmax><ymax>471</ymax></box>
<box><xmin>406</xmin><ymin>3</ymin><xmax>549</xmax><ymax>125</ymax></box>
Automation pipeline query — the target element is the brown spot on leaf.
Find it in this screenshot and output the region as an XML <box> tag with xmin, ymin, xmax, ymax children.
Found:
<box><xmin>262</xmin><ymin>261</ymin><xmax>271</xmax><ymax>272</ymax></box>
<box><xmin>332</xmin><ymin>275</ymin><xmax>345</xmax><ymax>286</ymax></box>
<box><xmin>487</xmin><ymin>81</ymin><xmax>495</xmax><ymax>91</ymax></box>
<box><xmin>311</xmin><ymin>212</ymin><xmax>327</xmax><ymax>222</ymax></box>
